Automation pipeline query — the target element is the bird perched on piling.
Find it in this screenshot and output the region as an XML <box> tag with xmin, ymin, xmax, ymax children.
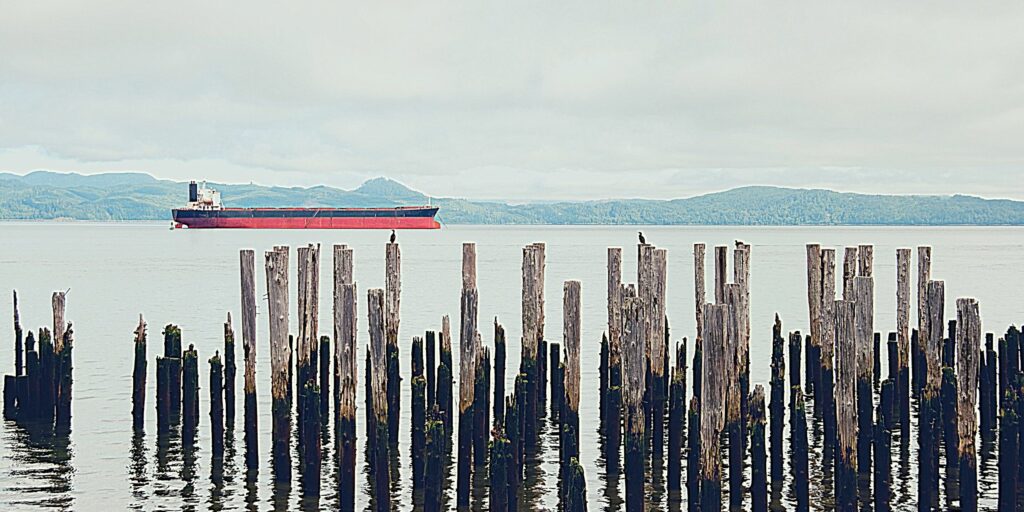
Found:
<box><xmin>638</xmin><ymin>231</ymin><xmax>646</xmax><ymax>244</ymax></box>
<box><xmin>390</xmin><ymin>230</ymin><xmax>396</xmax><ymax>244</ymax></box>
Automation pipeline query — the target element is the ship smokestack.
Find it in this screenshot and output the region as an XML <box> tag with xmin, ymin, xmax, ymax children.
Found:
<box><xmin>189</xmin><ymin>181</ymin><xmax>198</xmax><ymax>202</ymax></box>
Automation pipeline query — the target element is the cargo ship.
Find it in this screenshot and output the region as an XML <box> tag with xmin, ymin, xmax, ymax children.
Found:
<box><xmin>172</xmin><ymin>181</ymin><xmax>441</xmax><ymax>229</ymax></box>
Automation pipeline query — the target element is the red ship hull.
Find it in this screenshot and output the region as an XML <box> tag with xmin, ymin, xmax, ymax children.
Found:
<box><xmin>172</xmin><ymin>207</ymin><xmax>441</xmax><ymax>229</ymax></box>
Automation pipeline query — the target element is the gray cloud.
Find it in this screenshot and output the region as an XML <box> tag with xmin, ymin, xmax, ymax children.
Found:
<box><xmin>1</xmin><ymin>1</ymin><xmax>1022</xmax><ymax>200</ymax></box>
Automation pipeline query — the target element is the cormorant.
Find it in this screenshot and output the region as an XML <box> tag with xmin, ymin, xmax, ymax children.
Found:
<box><xmin>638</xmin><ymin>231</ymin><xmax>646</xmax><ymax>244</ymax></box>
<box><xmin>390</xmin><ymin>229</ymin><xmax>396</xmax><ymax>244</ymax></box>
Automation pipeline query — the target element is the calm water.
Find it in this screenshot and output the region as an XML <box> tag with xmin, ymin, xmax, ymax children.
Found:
<box><xmin>0</xmin><ymin>223</ymin><xmax>1020</xmax><ymax>511</ymax></box>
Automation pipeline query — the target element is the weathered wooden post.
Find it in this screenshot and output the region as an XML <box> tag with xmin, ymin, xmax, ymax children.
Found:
<box><xmin>820</xmin><ymin>248</ymin><xmax>837</xmax><ymax>451</ymax></box>
<box><xmin>494</xmin><ymin>320</ymin><xmax>505</xmax><ymax>426</ymax></box>
<box><xmin>438</xmin><ymin>316</ymin><xmax>453</xmax><ymax>444</ymax></box>
<box><xmin>426</xmin><ymin>331</ymin><xmax>436</xmax><ymax>409</ymax></box>
<box><xmin>132</xmin><ymin>315</ymin><xmax>147</xmax><ymax>431</ymax></box>
<box><xmin>266</xmin><ymin>246</ymin><xmax>291</xmax><ymax>483</ymax></box>
<box><xmin>606</xmin><ymin>247</ymin><xmax>622</xmax><ymax>465</ymax></box>
<box><xmin>714</xmin><ymin>245</ymin><xmax>727</xmax><ymax>305</ymax></box>
<box><xmin>319</xmin><ymin>335</ymin><xmax>329</xmax><ymax>425</ymax></box>
<box><xmin>368</xmin><ymin>288</ymin><xmax>390</xmax><ymax>511</ymax></box>
<box><xmin>550</xmin><ymin>342</ymin><xmax>562</xmax><ymax>420</ymax></box>
<box><xmin>981</xmin><ymin>334</ymin><xmax>997</xmax><ymax>437</ymax></box>
<box><xmin>998</xmin><ymin>389</ymin><xmax>1018</xmax><ymax>510</ymax></box>
<box><xmin>240</xmin><ymin>249</ymin><xmax>259</xmax><ymax>470</ymax></box>
<box><xmin>473</xmin><ymin>343</ymin><xmax>490</xmax><ymax>467</ymax></box>
<box><xmin>667</xmin><ymin>346</ymin><xmax>684</xmax><ymax>499</ymax></box>
<box><xmin>182</xmin><ymin>345</ymin><xmax>199</xmax><ymax>445</ymax></box>
<box><xmin>914</xmin><ymin>246</ymin><xmax>932</xmax><ymax>395</ymax></box>
<box><xmin>412</xmin><ymin>336</ymin><xmax>426</xmax><ymax>490</ymax></box>
<box><xmin>338</xmin><ymin>278</ymin><xmax>357</xmax><ymax>508</ymax></box>
<box><xmin>523</xmin><ymin>242</ymin><xmax>546</xmax><ymax>445</ymax></box>
<box><xmin>956</xmin><ymin>298</ymin><xmax>980</xmax><ymax>511</ymax></box>
<box><xmin>806</xmin><ymin>244</ymin><xmax>822</xmax><ymax>402</ymax></box>
<box><xmin>622</xmin><ymin>285</ymin><xmax>646</xmax><ymax>512</ymax></box>
<box><xmin>458</xmin><ymin>242</ymin><xmax>478</xmax><ymax>508</ymax></box>
<box><xmin>842</xmin><ymin>246</ymin><xmax>857</xmax><ymax>300</ymax></box>
<box><xmin>734</xmin><ymin>242</ymin><xmax>751</xmax><ymax>442</ymax></box>
<box><xmin>13</xmin><ymin>291</ymin><xmax>22</xmax><ymax>377</ymax></box>
<box><xmin>650</xmin><ymin>248</ymin><xmax>668</xmax><ymax>461</ymax></box>
<box><xmin>163</xmin><ymin>323</ymin><xmax>182</xmax><ymax>425</ymax></box>
<box><xmin>386</xmin><ymin>241</ymin><xmax>401</xmax><ymax>446</ymax></box>
<box><xmin>854</xmin><ymin>275</ymin><xmax>874</xmax><ymax>477</ymax></box>
<box><xmin>561</xmin><ymin>280</ymin><xmax>584</xmax><ymax>508</ymax></box>
<box><xmin>296</xmin><ymin>244</ymin><xmax>320</xmax><ymax>447</ymax></box>
<box><xmin>52</xmin><ymin>291</ymin><xmax>71</xmax><ymax>428</ymax></box>
<box><xmin>919</xmin><ymin>279</ymin><xmax>943</xmax><ymax>510</ymax></box>
<box><xmin>792</xmin><ymin>387</ymin><xmax>809</xmax><ymax>512</ymax></box>
<box><xmin>896</xmin><ymin>248</ymin><xmax>911</xmax><ymax>433</ymax></box>
<box><xmin>565</xmin><ymin>458</ymin><xmax>587</xmax><ymax>512</ymax></box>
<box><xmin>686</xmin><ymin>395</ymin><xmax>700</xmax><ymax>512</ymax></box>
<box><xmin>770</xmin><ymin>315</ymin><xmax>785</xmax><ymax>486</ymax></box>
<box><xmin>210</xmin><ymin>351</ymin><xmax>225</xmax><ymax>459</ymax></box>
<box><xmin>750</xmin><ymin>385</ymin><xmax>767</xmax><ymax>512</ymax></box>
<box><xmin>224</xmin><ymin>313</ymin><xmax>236</xmax><ymax>428</ymax></box>
<box><xmin>835</xmin><ymin>299</ymin><xmax>857</xmax><ymax>511</ymax></box>
<box><xmin>699</xmin><ymin>303</ymin><xmax>726</xmax><ymax>512</ymax></box>
<box><xmin>724</xmin><ymin>284</ymin><xmax>744</xmax><ymax>511</ymax></box>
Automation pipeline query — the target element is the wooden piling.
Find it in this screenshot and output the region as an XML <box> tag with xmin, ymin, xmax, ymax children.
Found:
<box><xmin>622</xmin><ymin>285</ymin><xmax>646</xmax><ymax>512</ymax></box>
<box><xmin>182</xmin><ymin>345</ymin><xmax>199</xmax><ymax>445</ymax></box>
<box><xmin>686</xmin><ymin>396</ymin><xmax>700</xmax><ymax>512</ymax></box>
<box><xmin>998</xmin><ymin>392</ymin><xmax>1018</xmax><ymax>510</ymax></box>
<box><xmin>918</xmin><ymin>279</ymin><xmax>943</xmax><ymax>510</ymax></box>
<box><xmin>13</xmin><ymin>291</ymin><xmax>22</xmax><ymax>377</ymax></box>
<box><xmin>550</xmin><ymin>342</ymin><xmax>562</xmax><ymax>420</ymax></box>
<box><xmin>494</xmin><ymin>320</ymin><xmax>505</xmax><ymax>426</ymax></box>
<box><xmin>319</xmin><ymin>335</ymin><xmax>329</xmax><ymax>426</ymax></box>
<box><xmin>792</xmin><ymin>388</ymin><xmax>809</xmax><ymax>512</ymax></box>
<box><xmin>714</xmin><ymin>245</ymin><xmax>727</xmax><ymax>305</ymax></box>
<box><xmin>820</xmin><ymin>248</ymin><xmax>837</xmax><ymax>450</ymax></box>
<box><xmin>896</xmin><ymin>248</ymin><xmax>910</xmax><ymax>432</ymax></box>
<box><xmin>842</xmin><ymin>246</ymin><xmax>857</xmax><ymax>300</ymax></box>
<box><xmin>412</xmin><ymin>336</ymin><xmax>426</xmax><ymax>490</ymax></box>
<box><xmin>750</xmin><ymin>385</ymin><xmax>767</xmax><ymax>512</ymax></box>
<box><xmin>458</xmin><ymin>242</ymin><xmax>478</xmax><ymax>508</ymax></box>
<box><xmin>854</xmin><ymin>275</ymin><xmax>874</xmax><ymax>477</ymax></box>
<box><xmin>607</xmin><ymin>247</ymin><xmax>623</xmax><ymax>463</ymax></box>
<box><xmin>337</xmin><ymin>279</ymin><xmax>357</xmax><ymax>509</ymax></box>
<box><xmin>699</xmin><ymin>303</ymin><xmax>726</xmax><ymax>512</ymax></box>
<box><xmin>265</xmin><ymin>245</ymin><xmax>291</xmax><ymax>482</ymax></box>
<box><xmin>426</xmin><ymin>331</ymin><xmax>436</xmax><ymax>409</ymax></box>
<box><xmin>473</xmin><ymin>343</ymin><xmax>490</xmax><ymax>467</ymax></box>
<box><xmin>694</xmin><ymin>242</ymin><xmax>706</xmax><ymax>344</ymax></box>
<box><xmin>522</xmin><ymin>242</ymin><xmax>545</xmax><ymax>443</ymax></box>
<box><xmin>565</xmin><ymin>458</ymin><xmax>587</xmax><ymax>512</ymax></box>
<box><xmin>368</xmin><ymin>287</ymin><xmax>390</xmax><ymax>511</ymax></box>
<box><xmin>835</xmin><ymin>299</ymin><xmax>857</xmax><ymax>511</ymax></box>
<box><xmin>915</xmin><ymin>247</ymin><xmax>932</xmax><ymax>396</ymax></box>
<box><xmin>155</xmin><ymin>354</ymin><xmax>170</xmax><ymax>435</ymax></box>
<box><xmin>438</xmin><ymin>316</ymin><xmax>454</xmax><ymax>444</ymax></box>
<box><xmin>240</xmin><ymin>249</ymin><xmax>259</xmax><ymax>470</ymax></box>
<box><xmin>770</xmin><ymin>315</ymin><xmax>785</xmax><ymax>485</ymax></box>
<box><xmin>650</xmin><ymin>249</ymin><xmax>668</xmax><ymax>460</ymax></box>
<box><xmin>667</xmin><ymin>354</ymin><xmax>684</xmax><ymax>498</ymax></box>
<box><xmin>132</xmin><ymin>315</ymin><xmax>147</xmax><ymax>431</ymax></box>
<box><xmin>873</xmin><ymin>421</ymin><xmax>892</xmax><ymax>512</ymax></box>
<box><xmin>724</xmin><ymin>284</ymin><xmax>744</xmax><ymax>511</ymax></box>
<box><xmin>806</xmin><ymin>244</ymin><xmax>822</xmax><ymax>399</ymax></box>
<box><xmin>296</xmin><ymin>244</ymin><xmax>320</xmax><ymax>444</ymax></box>
<box><xmin>53</xmin><ymin>292</ymin><xmax>72</xmax><ymax>429</ymax></box>
<box><xmin>163</xmin><ymin>323</ymin><xmax>182</xmax><ymax>425</ymax></box>
<box><xmin>210</xmin><ymin>351</ymin><xmax>225</xmax><ymax>459</ymax></box>
<box><xmin>956</xmin><ymin>298</ymin><xmax>980</xmax><ymax>511</ymax></box>
<box><xmin>981</xmin><ymin>334</ymin><xmax>997</xmax><ymax>436</ymax></box>
<box><xmin>561</xmin><ymin>281</ymin><xmax>583</xmax><ymax>506</ymax></box>
<box><xmin>386</xmin><ymin>241</ymin><xmax>401</xmax><ymax>446</ymax></box>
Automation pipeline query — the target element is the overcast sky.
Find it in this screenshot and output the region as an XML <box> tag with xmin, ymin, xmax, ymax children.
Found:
<box><xmin>1</xmin><ymin>2</ymin><xmax>1022</xmax><ymax>201</ymax></box>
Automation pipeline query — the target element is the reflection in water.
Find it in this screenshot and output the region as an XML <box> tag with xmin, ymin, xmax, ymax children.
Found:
<box><xmin>181</xmin><ymin>435</ymin><xmax>199</xmax><ymax>508</ymax></box>
<box><xmin>128</xmin><ymin>431</ymin><xmax>149</xmax><ymax>508</ymax></box>
<box><xmin>2</xmin><ymin>420</ymin><xmax>73</xmax><ymax>510</ymax></box>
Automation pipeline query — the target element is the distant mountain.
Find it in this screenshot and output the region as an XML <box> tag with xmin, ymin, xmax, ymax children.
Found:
<box><xmin>1</xmin><ymin>171</ymin><xmax>1023</xmax><ymax>225</ymax></box>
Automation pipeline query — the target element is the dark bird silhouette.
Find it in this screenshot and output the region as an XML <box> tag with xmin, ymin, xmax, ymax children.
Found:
<box><xmin>390</xmin><ymin>229</ymin><xmax>396</xmax><ymax>244</ymax></box>
<box><xmin>638</xmin><ymin>231</ymin><xmax>646</xmax><ymax>244</ymax></box>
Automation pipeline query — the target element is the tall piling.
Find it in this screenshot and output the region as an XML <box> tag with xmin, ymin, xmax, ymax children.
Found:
<box><xmin>458</xmin><ymin>242</ymin><xmax>478</xmax><ymax>508</ymax></box>
<box><xmin>265</xmin><ymin>245</ymin><xmax>291</xmax><ymax>483</ymax></box>
<box><xmin>606</xmin><ymin>247</ymin><xmax>623</xmax><ymax>465</ymax></box>
<box><xmin>385</xmin><ymin>241</ymin><xmax>401</xmax><ymax>446</ymax></box>
<box><xmin>806</xmin><ymin>244</ymin><xmax>822</xmax><ymax>402</ymax></box>
<box><xmin>368</xmin><ymin>288</ymin><xmax>390</xmax><ymax>511</ymax></box>
<box><xmin>919</xmin><ymin>279</ymin><xmax>943</xmax><ymax>510</ymax></box>
<box><xmin>337</xmin><ymin>277</ymin><xmax>357</xmax><ymax>508</ymax></box>
<box><xmin>522</xmin><ymin>243</ymin><xmax>545</xmax><ymax>444</ymax></box>
<box><xmin>224</xmin><ymin>313</ymin><xmax>236</xmax><ymax>428</ymax></box>
<box><xmin>622</xmin><ymin>285</ymin><xmax>646</xmax><ymax>512</ymax></box>
<box><xmin>751</xmin><ymin>385</ymin><xmax>767</xmax><ymax>512</ymax></box>
<box><xmin>699</xmin><ymin>303</ymin><xmax>726</xmax><ymax>512</ymax></box>
<box><xmin>896</xmin><ymin>248</ymin><xmax>911</xmax><ymax>433</ymax></box>
<box><xmin>412</xmin><ymin>336</ymin><xmax>426</xmax><ymax>490</ymax></box>
<box><xmin>132</xmin><ymin>315</ymin><xmax>147</xmax><ymax>431</ymax></box>
<box><xmin>725</xmin><ymin>284</ymin><xmax>744</xmax><ymax>511</ymax></box>
<box><xmin>561</xmin><ymin>280</ymin><xmax>584</xmax><ymax>507</ymax></box>
<box><xmin>770</xmin><ymin>315</ymin><xmax>785</xmax><ymax>486</ymax></box>
<box><xmin>650</xmin><ymin>248</ymin><xmax>668</xmax><ymax>461</ymax></box>
<box><xmin>210</xmin><ymin>351</ymin><xmax>225</xmax><ymax>459</ymax></box>
<box><xmin>494</xmin><ymin>320</ymin><xmax>506</xmax><ymax>427</ymax></box>
<box><xmin>820</xmin><ymin>248</ymin><xmax>837</xmax><ymax>451</ymax></box>
<box><xmin>793</xmin><ymin>388</ymin><xmax>809</xmax><ymax>512</ymax></box>
<box><xmin>956</xmin><ymin>298</ymin><xmax>980</xmax><ymax>511</ymax></box>
<box><xmin>424</xmin><ymin>413</ymin><xmax>444</xmax><ymax>512</ymax></box>
<box><xmin>240</xmin><ymin>249</ymin><xmax>259</xmax><ymax>470</ymax></box>
<box><xmin>835</xmin><ymin>299</ymin><xmax>857</xmax><ymax>511</ymax></box>
<box><xmin>854</xmin><ymin>275</ymin><xmax>874</xmax><ymax>478</ymax></box>
<box><xmin>182</xmin><ymin>345</ymin><xmax>199</xmax><ymax>446</ymax></box>
<box><xmin>915</xmin><ymin>246</ymin><xmax>932</xmax><ymax>396</ymax></box>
